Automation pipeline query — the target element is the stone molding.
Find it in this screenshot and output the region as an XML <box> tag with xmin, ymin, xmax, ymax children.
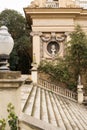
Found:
<box><xmin>30</xmin><ymin>31</ymin><xmax>42</xmax><ymax>37</ymax></box>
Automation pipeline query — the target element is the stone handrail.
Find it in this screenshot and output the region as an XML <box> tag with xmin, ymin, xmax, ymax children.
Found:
<box><xmin>46</xmin><ymin>1</ymin><xmax>59</xmax><ymax>8</ymax></box>
<box><xmin>19</xmin><ymin>113</ymin><xmax>62</xmax><ymax>130</ymax></box>
<box><xmin>38</xmin><ymin>78</ymin><xmax>77</xmax><ymax>100</ymax></box>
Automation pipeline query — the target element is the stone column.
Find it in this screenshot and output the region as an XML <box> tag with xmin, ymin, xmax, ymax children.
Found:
<box><xmin>0</xmin><ymin>71</ymin><xmax>28</xmax><ymax>130</ymax></box>
<box><xmin>30</xmin><ymin>32</ymin><xmax>42</xmax><ymax>65</ymax></box>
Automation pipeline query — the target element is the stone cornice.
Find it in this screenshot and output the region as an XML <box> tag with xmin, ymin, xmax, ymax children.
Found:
<box><xmin>24</xmin><ymin>8</ymin><xmax>87</xmax><ymax>25</ymax></box>
<box><xmin>24</xmin><ymin>7</ymin><xmax>87</xmax><ymax>15</ymax></box>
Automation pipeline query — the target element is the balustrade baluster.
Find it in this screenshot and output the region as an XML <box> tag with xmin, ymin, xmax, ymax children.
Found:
<box><xmin>62</xmin><ymin>88</ymin><xmax>64</xmax><ymax>95</ymax></box>
<box><xmin>70</xmin><ymin>92</ymin><xmax>72</xmax><ymax>98</ymax></box>
<box><xmin>56</xmin><ymin>86</ymin><xmax>57</xmax><ymax>92</ymax></box>
<box><xmin>46</xmin><ymin>82</ymin><xmax>48</xmax><ymax>89</ymax></box>
<box><xmin>57</xmin><ymin>86</ymin><xmax>59</xmax><ymax>93</ymax></box>
<box><xmin>51</xmin><ymin>84</ymin><xmax>53</xmax><ymax>90</ymax></box>
<box><xmin>45</xmin><ymin>81</ymin><xmax>47</xmax><ymax>88</ymax></box>
<box><xmin>69</xmin><ymin>91</ymin><xmax>71</xmax><ymax>97</ymax></box>
<box><xmin>52</xmin><ymin>84</ymin><xmax>54</xmax><ymax>91</ymax></box>
<box><xmin>68</xmin><ymin>91</ymin><xmax>70</xmax><ymax>97</ymax></box>
<box><xmin>54</xmin><ymin>85</ymin><xmax>56</xmax><ymax>91</ymax></box>
<box><xmin>64</xmin><ymin>89</ymin><xmax>66</xmax><ymax>96</ymax></box>
<box><xmin>49</xmin><ymin>83</ymin><xmax>50</xmax><ymax>89</ymax></box>
<box><xmin>44</xmin><ymin>81</ymin><xmax>46</xmax><ymax>88</ymax></box>
<box><xmin>73</xmin><ymin>93</ymin><xmax>75</xmax><ymax>99</ymax></box>
<box><xmin>67</xmin><ymin>91</ymin><xmax>69</xmax><ymax>97</ymax></box>
<box><xmin>43</xmin><ymin>81</ymin><xmax>45</xmax><ymax>87</ymax></box>
<box><xmin>46</xmin><ymin>82</ymin><xmax>47</xmax><ymax>88</ymax></box>
<box><xmin>66</xmin><ymin>90</ymin><xmax>68</xmax><ymax>97</ymax></box>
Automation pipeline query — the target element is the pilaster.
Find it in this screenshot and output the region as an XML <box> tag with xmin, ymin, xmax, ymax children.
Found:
<box><xmin>30</xmin><ymin>31</ymin><xmax>42</xmax><ymax>65</ymax></box>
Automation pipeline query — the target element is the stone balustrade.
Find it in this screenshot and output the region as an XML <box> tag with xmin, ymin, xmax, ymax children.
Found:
<box><xmin>46</xmin><ymin>2</ymin><xmax>59</xmax><ymax>8</ymax></box>
<box><xmin>38</xmin><ymin>78</ymin><xmax>77</xmax><ymax>100</ymax></box>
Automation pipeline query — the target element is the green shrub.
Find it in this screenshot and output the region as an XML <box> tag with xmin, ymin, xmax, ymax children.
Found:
<box><xmin>0</xmin><ymin>119</ymin><xmax>6</xmax><ymax>130</ymax></box>
<box><xmin>38</xmin><ymin>59</ymin><xmax>76</xmax><ymax>90</ymax></box>
<box><xmin>7</xmin><ymin>103</ymin><xmax>18</xmax><ymax>130</ymax></box>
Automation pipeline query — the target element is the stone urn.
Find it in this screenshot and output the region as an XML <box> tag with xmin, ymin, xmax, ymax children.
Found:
<box><xmin>0</xmin><ymin>26</ymin><xmax>14</xmax><ymax>70</ymax></box>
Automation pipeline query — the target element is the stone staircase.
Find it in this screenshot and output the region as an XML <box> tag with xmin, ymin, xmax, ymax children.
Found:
<box><xmin>21</xmin><ymin>83</ymin><xmax>87</xmax><ymax>130</ymax></box>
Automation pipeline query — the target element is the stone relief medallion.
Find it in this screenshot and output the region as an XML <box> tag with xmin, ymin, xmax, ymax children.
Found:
<box><xmin>40</xmin><ymin>32</ymin><xmax>66</xmax><ymax>58</ymax></box>
<box><xmin>47</xmin><ymin>41</ymin><xmax>60</xmax><ymax>57</ymax></box>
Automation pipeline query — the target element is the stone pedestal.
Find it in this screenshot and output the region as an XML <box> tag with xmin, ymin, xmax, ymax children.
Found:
<box><xmin>0</xmin><ymin>71</ymin><xmax>28</xmax><ymax>130</ymax></box>
<box><xmin>31</xmin><ymin>65</ymin><xmax>38</xmax><ymax>84</ymax></box>
<box><xmin>77</xmin><ymin>85</ymin><xmax>84</xmax><ymax>104</ymax></box>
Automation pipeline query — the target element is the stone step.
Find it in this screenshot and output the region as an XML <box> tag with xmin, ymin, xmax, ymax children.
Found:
<box><xmin>60</xmin><ymin>96</ymin><xmax>87</xmax><ymax>130</ymax></box>
<box><xmin>67</xmin><ymin>97</ymin><xmax>87</xmax><ymax>129</ymax></box>
<box><xmin>53</xmin><ymin>94</ymin><xmax>73</xmax><ymax>130</ymax></box>
<box><xmin>31</xmin><ymin>87</ymin><xmax>41</xmax><ymax>119</ymax></box>
<box><xmin>49</xmin><ymin>92</ymin><xmax>66</xmax><ymax>130</ymax></box>
<box><xmin>59</xmin><ymin>96</ymin><xmax>80</xmax><ymax>130</ymax></box>
<box><xmin>23</xmin><ymin>85</ymin><xmax>37</xmax><ymax>115</ymax></box>
<box><xmin>45</xmin><ymin>91</ymin><xmax>57</xmax><ymax>126</ymax></box>
<box><xmin>21</xmin><ymin>84</ymin><xmax>33</xmax><ymax>110</ymax></box>
<box><xmin>40</xmin><ymin>89</ymin><xmax>49</xmax><ymax>123</ymax></box>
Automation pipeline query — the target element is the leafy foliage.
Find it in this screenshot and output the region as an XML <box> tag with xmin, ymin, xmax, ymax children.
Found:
<box><xmin>38</xmin><ymin>59</ymin><xmax>76</xmax><ymax>90</ymax></box>
<box><xmin>66</xmin><ymin>25</ymin><xmax>87</xmax><ymax>82</ymax></box>
<box><xmin>0</xmin><ymin>103</ymin><xmax>18</xmax><ymax>130</ymax></box>
<box><xmin>7</xmin><ymin>103</ymin><xmax>18</xmax><ymax>130</ymax></box>
<box><xmin>0</xmin><ymin>9</ymin><xmax>32</xmax><ymax>73</ymax></box>
<box><xmin>0</xmin><ymin>9</ymin><xmax>25</xmax><ymax>39</ymax></box>
<box><xmin>0</xmin><ymin>119</ymin><xmax>6</xmax><ymax>130</ymax></box>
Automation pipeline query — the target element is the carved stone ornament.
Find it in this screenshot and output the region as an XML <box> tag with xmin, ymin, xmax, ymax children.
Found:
<box><xmin>56</xmin><ymin>35</ymin><xmax>66</xmax><ymax>42</ymax></box>
<box><xmin>41</xmin><ymin>33</ymin><xmax>51</xmax><ymax>42</ymax></box>
<box><xmin>29</xmin><ymin>0</ymin><xmax>46</xmax><ymax>8</ymax></box>
<box><xmin>29</xmin><ymin>1</ymin><xmax>39</xmax><ymax>8</ymax></box>
<box><xmin>41</xmin><ymin>32</ymin><xmax>66</xmax><ymax>42</ymax></box>
<box><xmin>56</xmin><ymin>33</ymin><xmax>66</xmax><ymax>42</ymax></box>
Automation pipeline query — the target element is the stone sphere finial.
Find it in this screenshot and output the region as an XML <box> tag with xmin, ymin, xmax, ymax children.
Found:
<box><xmin>0</xmin><ymin>26</ymin><xmax>8</xmax><ymax>30</ymax></box>
<box><xmin>0</xmin><ymin>25</ymin><xmax>14</xmax><ymax>70</ymax></box>
<box><xmin>0</xmin><ymin>26</ymin><xmax>14</xmax><ymax>55</ymax></box>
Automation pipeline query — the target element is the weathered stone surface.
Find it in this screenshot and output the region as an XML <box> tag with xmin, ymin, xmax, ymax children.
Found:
<box><xmin>0</xmin><ymin>73</ymin><xmax>28</xmax><ymax>130</ymax></box>
<box><xmin>0</xmin><ymin>71</ymin><xmax>21</xmax><ymax>79</ymax></box>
